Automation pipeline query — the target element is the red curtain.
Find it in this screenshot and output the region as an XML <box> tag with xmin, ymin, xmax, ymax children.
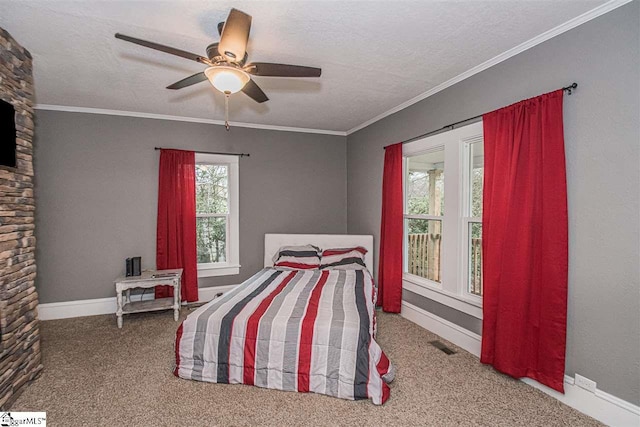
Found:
<box><xmin>155</xmin><ymin>149</ymin><xmax>199</xmax><ymax>302</ymax></box>
<box><xmin>377</xmin><ymin>143</ymin><xmax>404</xmax><ymax>313</ymax></box>
<box><xmin>481</xmin><ymin>90</ymin><xmax>568</xmax><ymax>392</ymax></box>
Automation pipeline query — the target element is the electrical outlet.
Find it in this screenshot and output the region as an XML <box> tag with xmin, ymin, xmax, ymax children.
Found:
<box><xmin>574</xmin><ymin>373</ymin><xmax>597</xmax><ymax>393</ymax></box>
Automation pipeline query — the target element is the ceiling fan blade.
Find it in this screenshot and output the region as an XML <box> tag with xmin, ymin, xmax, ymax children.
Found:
<box><xmin>166</xmin><ymin>72</ymin><xmax>208</xmax><ymax>90</ymax></box>
<box><xmin>218</xmin><ymin>9</ymin><xmax>252</xmax><ymax>62</ymax></box>
<box><xmin>241</xmin><ymin>78</ymin><xmax>269</xmax><ymax>103</ymax></box>
<box><xmin>115</xmin><ymin>33</ymin><xmax>209</xmax><ymax>64</ymax></box>
<box><xmin>244</xmin><ymin>63</ymin><xmax>321</xmax><ymax>77</ymax></box>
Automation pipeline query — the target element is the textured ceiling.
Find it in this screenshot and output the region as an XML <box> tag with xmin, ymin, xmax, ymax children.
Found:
<box><xmin>0</xmin><ymin>0</ymin><xmax>606</xmax><ymax>132</ymax></box>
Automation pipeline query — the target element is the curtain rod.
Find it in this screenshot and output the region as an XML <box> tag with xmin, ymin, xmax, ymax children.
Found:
<box><xmin>384</xmin><ymin>82</ymin><xmax>578</xmax><ymax>149</ymax></box>
<box><xmin>154</xmin><ymin>147</ymin><xmax>250</xmax><ymax>157</ymax></box>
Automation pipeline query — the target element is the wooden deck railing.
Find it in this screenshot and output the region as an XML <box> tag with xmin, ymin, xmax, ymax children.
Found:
<box><xmin>408</xmin><ymin>234</ymin><xmax>483</xmax><ymax>296</ymax></box>
<box><xmin>408</xmin><ymin>233</ymin><xmax>442</xmax><ymax>282</ymax></box>
<box><xmin>469</xmin><ymin>238</ymin><xmax>482</xmax><ymax>296</ymax></box>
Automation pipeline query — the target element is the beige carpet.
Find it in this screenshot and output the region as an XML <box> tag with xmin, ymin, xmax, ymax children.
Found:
<box><xmin>11</xmin><ymin>309</ymin><xmax>600</xmax><ymax>426</ymax></box>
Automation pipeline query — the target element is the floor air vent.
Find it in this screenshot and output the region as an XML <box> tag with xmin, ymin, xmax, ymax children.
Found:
<box><xmin>429</xmin><ymin>340</ymin><xmax>457</xmax><ymax>355</ymax></box>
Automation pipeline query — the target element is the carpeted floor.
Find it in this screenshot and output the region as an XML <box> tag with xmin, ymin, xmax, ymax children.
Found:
<box><xmin>12</xmin><ymin>309</ymin><xmax>600</xmax><ymax>426</ymax></box>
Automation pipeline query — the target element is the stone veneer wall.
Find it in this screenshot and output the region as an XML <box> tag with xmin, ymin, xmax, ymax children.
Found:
<box><xmin>0</xmin><ymin>27</ymin><xmax>42</xmax><ymax>409</ymax></box>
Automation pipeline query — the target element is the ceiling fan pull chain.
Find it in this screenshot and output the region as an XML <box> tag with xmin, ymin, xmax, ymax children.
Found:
<box><xmin>224</xmin><ymin>92</ymin><xmax>231</xmax><ymax>131</ymax></box>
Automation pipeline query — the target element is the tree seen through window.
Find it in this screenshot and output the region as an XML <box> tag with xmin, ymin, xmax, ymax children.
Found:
<box><xmin>196</xmin><ymin>164</ymin><xmax>228</xmax><ymax>263</ymax></box>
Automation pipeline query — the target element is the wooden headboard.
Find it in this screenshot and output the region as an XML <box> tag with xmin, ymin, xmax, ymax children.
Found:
<box><xmin>264</xmin><ymin>234</ymin><xmax>374</xmax><ymax>271</ymax></box>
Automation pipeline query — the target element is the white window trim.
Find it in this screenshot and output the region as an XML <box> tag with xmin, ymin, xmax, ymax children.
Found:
<box><xmin>403</xmin><ymin>278</ymin><xmax>483</xmax><ymax>319</ymax></box>
<box><xmin>402</xmin><ymin>121</ymin><xmax>483</xmax><ymax>318</ymax></box>
<box><xmin>458</xmin><ymin>133</ymin><xmax>484</xmax><ymax>306</ymax></box>
<box><xmin>195</xmin><ymin>153</ymin><xmax>240</xmax><ymax>277</ymax></box>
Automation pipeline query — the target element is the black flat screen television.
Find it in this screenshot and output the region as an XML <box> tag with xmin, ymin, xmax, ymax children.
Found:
<box><xmin>0</xmin><ymin>99</ymin><xmax>17</xmax><ymax>168</ymax></box>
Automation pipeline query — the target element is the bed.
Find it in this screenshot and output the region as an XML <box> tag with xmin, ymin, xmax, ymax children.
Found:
<box><xmin>173</xmin><ymin>234</ymin><xmax>394</xmax><ymax>405</ymax></box>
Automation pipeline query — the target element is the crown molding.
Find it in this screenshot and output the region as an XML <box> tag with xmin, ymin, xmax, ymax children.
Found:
<box><xmin>35</xmin><ymin>0</ymin><xmax>630</xmax><ymax>137</ymax></box>
<box><xmin>346</xmin><ymin>0</ymin><xmax>633</xmax><ymax>135</ymax></box>
<box><xmin>34</xmin><ymin>104</ymin><xmax>347</xmax><ymax>137</ymax></box>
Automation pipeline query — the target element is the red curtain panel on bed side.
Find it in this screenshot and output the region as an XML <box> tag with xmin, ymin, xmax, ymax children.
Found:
<box><xmin>481</xmin><ymin>90</ymin><xmax>568</xmax><ymax>392</ymax></box>
<box><xmin>155</xmin><ymin>149</ymin><xmax>199</xmax><ymax>302</ymax></box>
<box><xmin>377</xmin><ymin>142</ymin><xmax>403</xmax><ymax>313</ymax></box>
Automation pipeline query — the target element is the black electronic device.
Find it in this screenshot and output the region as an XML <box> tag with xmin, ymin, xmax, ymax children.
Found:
<box><xmin>131</xmin><ymin>257</ymin><xmax>142</xmax><ymax>276</ymax></box>
<box><xmin>125</xmin><ymin>258</ymin><xmax>133</xmax><ymax>277</ymax></box>
<box><xmin>0</xmin><ymin>99</ymin><xmax>16</xmax><ymax>168</ymax></box>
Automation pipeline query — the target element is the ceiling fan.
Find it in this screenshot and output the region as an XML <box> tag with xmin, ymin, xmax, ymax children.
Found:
<box><xmin>115</xmin><ymin>8</ymin><xmax>321</xmax><ymax>129</ymax></box>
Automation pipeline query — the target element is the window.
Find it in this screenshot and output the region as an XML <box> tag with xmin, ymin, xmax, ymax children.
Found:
<box><xmin>463</xmin><ymin>141</ymin><xmax>484</xmax><ymax>298</ymax></box>
<box><xmin>402</xmin><ymin>121</ymin><xmax>483</xmax><ymax>318</ymax></box>
<box><xmin>405</xmin><ymin>148</ymin><xmax>444</xmax><ymax>283</ymax></box>
<box><xmin>195</xmin><ymin>153</ymin><xmax>239</xmax><ymax>277</ymax></box>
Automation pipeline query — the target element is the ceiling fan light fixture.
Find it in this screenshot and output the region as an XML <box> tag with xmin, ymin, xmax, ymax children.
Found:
<box><xmin>204</xmin><ymin>66</ymin><xmax>250</xmax><ymax>94</ymax></box>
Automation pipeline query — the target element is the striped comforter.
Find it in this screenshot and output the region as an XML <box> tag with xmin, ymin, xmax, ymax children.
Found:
<box><xmin>174</xmin><ymin>268</ymin><xmax>394</xmax><ymax>404</ymax></box>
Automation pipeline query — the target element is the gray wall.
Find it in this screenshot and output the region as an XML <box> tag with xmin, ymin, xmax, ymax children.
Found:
<box><xmin>34</xmin><ymin>111</ymin><xmax>347</xmax><ymax>303</ymax></box>
<box><xmin>347</xmin><ymin>2</ymin><xmax>639</xmax><ymax>405</ymax></box>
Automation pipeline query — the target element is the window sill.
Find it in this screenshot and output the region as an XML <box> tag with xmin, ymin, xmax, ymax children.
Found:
<box><xmin>197</xmin><ymin>264</ymin><xmax>240</xmax><ymax>278</ymax></box>
<box><xmin>403</xmin><ymin>274</ymin><xmax>483</xmax><ymax>319</ymax></box>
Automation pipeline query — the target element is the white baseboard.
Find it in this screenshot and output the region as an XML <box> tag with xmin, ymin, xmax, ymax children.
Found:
<box><xmin>522</xmin><ymin>376</ymin><xmax>640</xmax><ymax>427</ymax></box>
<box><xmin>37</xmin><ymin>285</ymin><xmax>238</xmax><ymax>321</ymax></box>
<box><xmin>400</xmin><ymin>301</ymin><xmax>640</xmax><ymax>427</ymax></box>
<box><xmin>401</xmin><ymin>300</ymin><xmax>482</xmax><ymax>356</ymax></box>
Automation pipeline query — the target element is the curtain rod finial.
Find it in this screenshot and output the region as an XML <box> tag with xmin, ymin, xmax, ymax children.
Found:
<box><xmin>564</xmin><ymin>82</ymin><xmax>578</xmax><ymax>95</ymax></box>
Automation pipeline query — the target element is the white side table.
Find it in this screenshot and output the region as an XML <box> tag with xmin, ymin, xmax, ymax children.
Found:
<box><xmin>114</xmin><ymin>269</ymin><xmax>183</xmax><ymax>328</ymax></box>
